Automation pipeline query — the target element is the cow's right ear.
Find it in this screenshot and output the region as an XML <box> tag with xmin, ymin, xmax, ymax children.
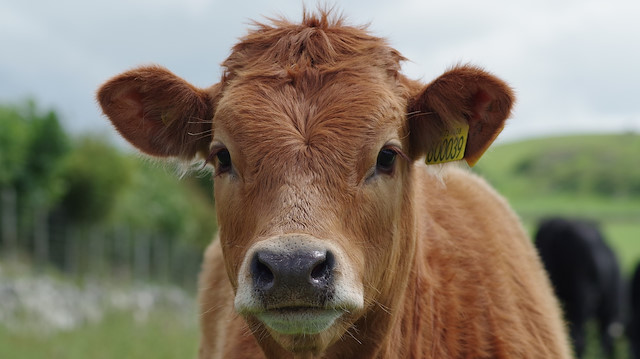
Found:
<box><xmin>97</xmin><ymin>66</ymin><xmax>218</xmax><ymax>159</ymax></box>
<box><xmin>407</xmin><ymin>65</ymin><xmax>514</xmax><ymax>166</ymax></box>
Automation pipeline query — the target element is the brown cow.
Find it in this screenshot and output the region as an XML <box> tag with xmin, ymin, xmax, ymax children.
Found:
<box><xmin>97</xmin><ymin>10</ymin><xmax>571</xmax><ymax>359</ymax></box>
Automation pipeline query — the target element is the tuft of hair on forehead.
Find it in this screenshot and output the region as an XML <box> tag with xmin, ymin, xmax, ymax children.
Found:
<box><xmin>221</xmin><ymin>8</ymin><xmax>406</xmax><ymax>83</ymax></box>
<box><xmin>210</xmin><ymin>8</ymin><xmax>417</xmax><ymax>185</ymax></box>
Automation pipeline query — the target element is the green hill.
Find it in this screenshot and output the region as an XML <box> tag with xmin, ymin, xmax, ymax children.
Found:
<box><xmin>475</xmin><ymin>133</ymin><xmax>640</xmax><ymax>199</ymax></box>
<box><xmin>473</xmin><ymin>133</ymin><xmax>640</xmax><ymax>274</ymax></box>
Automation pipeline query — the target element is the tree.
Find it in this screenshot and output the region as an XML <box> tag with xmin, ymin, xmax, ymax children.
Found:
<box><xmin>59</xmin><ymin>135</ymin><xmax>132</xmax><ymax>224</ymax></box>
<box><xmin>0</xmin><ymin>101</ymin><xmax>70</xmax><ymax>205</ymax></box>
<box><xmin>0</xmin><ymin>105</ymin><xmax>30</xmax><ymax>187</ymax></box>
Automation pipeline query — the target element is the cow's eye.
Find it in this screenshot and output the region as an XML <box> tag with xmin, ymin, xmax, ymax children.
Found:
<box><xmin>376</xmin><ymin>148</ymin><xmax>397</xmax><ymax>174</ymax></box>
<box><xmin>216</xmin><ymin>149</ymin><xmax>232</xmax><ymax>174</ymax></box>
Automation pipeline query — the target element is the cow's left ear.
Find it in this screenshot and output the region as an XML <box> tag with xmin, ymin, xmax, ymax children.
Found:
<box><xmin>407</xmin><ymin>65</ymin><xmax>514</xmax><ymax>166</ymax></box>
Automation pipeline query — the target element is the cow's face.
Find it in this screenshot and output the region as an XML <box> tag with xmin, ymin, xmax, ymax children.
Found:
<box><xmin>97</xmin><ymin>17</ymin><xmax>513</xmax><ymax>356</ymax></box>
<box><xmin>211</xmin><ymin>68</ymin><xmax>413</xmax><ymax>352</ymax></box>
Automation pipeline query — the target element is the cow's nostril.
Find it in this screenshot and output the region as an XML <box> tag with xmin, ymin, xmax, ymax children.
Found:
<box><xmin>250</xmin><ymin>248</ymin><xmax>336</xmax><ymax>306</ymax></box>
<box><xmin>251</xmin><ymin>253</ymin><xmax>275</xmax><ymax>291</ymax></box>
<box><xmin>310</xmin><ymin>250</ymin><xmax>335</xmax><ymax>286</ymax></box>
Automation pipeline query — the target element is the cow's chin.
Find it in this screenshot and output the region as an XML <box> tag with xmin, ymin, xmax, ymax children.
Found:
<box><xmin>257</xmin><ymin>307</ymin><xmax>342</xmax><ymax>335</ymax></box>
<box><xmin>253</xmin><ymin>309</ymin><xmax>349</xmax><ymax>354</ymax></box>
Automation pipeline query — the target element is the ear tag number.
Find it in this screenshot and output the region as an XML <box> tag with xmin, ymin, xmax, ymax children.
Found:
<box><xmin>425</xmin><ymin>122</ymin><xmax>469</xmax><ymax>165</ymax></box>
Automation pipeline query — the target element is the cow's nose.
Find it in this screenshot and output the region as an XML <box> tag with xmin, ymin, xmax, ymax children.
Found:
<box><xmin>251</xmin><ymin>249</ymin><xmax>335</xmax><ymax>299</ymax></box>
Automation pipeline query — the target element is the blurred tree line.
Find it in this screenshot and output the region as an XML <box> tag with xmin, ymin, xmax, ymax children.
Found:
<box><xmin>0</xmin><ymin>100</ymin><xmax>216</xmax><ymax>289</ymax></box>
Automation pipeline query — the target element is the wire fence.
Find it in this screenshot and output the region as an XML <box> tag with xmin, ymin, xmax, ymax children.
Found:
<box><xmin>0</xmin><ymin>187</ymin><xmax>204</xmax><ymax>292</ymax></box>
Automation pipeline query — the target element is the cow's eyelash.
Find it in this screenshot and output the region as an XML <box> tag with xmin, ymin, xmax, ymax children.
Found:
<box><xmin>382</xmin><ymin>145</ymin><xmax>409</xmax><ymax>162</ymax></box>
<box><xmin>206</xmin><ymin>145</ymin><xmax>227</xmax><ymax>164</ymax></box>
<box><xmin>205</xmin><ymin>145</ymin><xmax>234</xmax><ymax>178</ymax></box>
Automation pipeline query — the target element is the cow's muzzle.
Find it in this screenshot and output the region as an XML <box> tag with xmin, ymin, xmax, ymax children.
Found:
<box><xmin>234</xmin><ymin>234</ymin><xmax>363</xmax><ymax>335</ymax></box>
<box><xmin>251</xmin><ymin>248</ymin><xmax>335</xmax><ymax>307</ymax></box>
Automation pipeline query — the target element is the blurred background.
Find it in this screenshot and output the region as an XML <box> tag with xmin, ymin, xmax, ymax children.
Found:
<box><xmin>1</xmin><ymin>0</ymin><xmax>638</xmax><ymax>358</ymax></box>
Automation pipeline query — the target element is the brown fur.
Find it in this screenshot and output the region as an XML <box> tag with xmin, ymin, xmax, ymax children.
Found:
<box><xmin>98</xmin><ymin>10</ymin><xmax>571</xmax><ymax>359</ymax></box>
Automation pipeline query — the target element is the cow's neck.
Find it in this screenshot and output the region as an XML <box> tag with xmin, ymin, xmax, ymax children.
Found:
<box><xmin>365</xmin><ymin>183</ymin><xmax>430</xmax><ymax>358</ymax></box>
<box><xmin>372</xmin><ymin>173</ymin><xmax>436</xmax><ymax>358</ymax></box>
<box><xmin>378</xmin><ymin>236</ymin><xmax>432</xmax><ymax>358</ymax></box>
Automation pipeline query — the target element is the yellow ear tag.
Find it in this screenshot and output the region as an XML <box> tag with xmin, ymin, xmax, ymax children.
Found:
<box><xmin>424</xmin><ymin>121</ymin><xmax>469</xmax><ymax>165</ymax></box>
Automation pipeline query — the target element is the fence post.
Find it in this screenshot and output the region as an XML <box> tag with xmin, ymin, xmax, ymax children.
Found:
<box><xmin>154</xmin><ymin>235</ymin><xmax>170</xmax><ymax>283</ymax></box>
<box><xmin>33</xmin><ymin>204</ymin><xmax>49</xmax><ymax>270</ymax></box>
<box><xmin>1</xmin><ymin>187</ymin><xmax>18</xmax><ymax>255</ymax></box>
<box><xmin>66</xmin><ymin>226</ymin><xmax>79</xmax><ymax>279</ymax></box>
<box><xmin>134</xmin><ymin>231</ymin><xmax>150</xmax><ymax>281</ymax></box>
<box><xmin>113</xmin><ymin>224</ymin><xmax>131</xmax><ymax>281</ymax></box>
<box><xmin>89</xmin><ymin>226</ymin><xmax>105</xmax><ymax>277</ymax></box>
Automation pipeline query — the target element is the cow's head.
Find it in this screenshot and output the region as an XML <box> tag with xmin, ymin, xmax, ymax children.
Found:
<box><xmin>98</xmin><ymin>13</ymin><xmax>513</xmax><ymax>356</ymax></box>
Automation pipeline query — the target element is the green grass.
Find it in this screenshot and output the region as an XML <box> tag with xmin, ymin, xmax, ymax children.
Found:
<box><xmin>583</xmin><ymin>321</ymin><xmax>631</xmax><ymax>359</ymax></box>
<box><xmin>0</xmin><ymin>310</ymin><xmax>199</xmax><ymax>359</ymax></box>
<box><xmin>603</xmin><ymin>222</ymin><xmax>640</xmax><ymax>276</ymax></box>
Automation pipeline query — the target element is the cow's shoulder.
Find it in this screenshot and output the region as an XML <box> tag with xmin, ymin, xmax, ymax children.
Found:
<box><xmin>411</xmin><ymin>165</ymin><xmax>571</xmax><ymax>358</ymax></box>
<box><xmin>440</xmin><ymin>165</ymin><xmax>512</xmax><ymax>217</ymax></box>
<box><xmin>416</xmin><ymin>164</ymin><xmax>523</xmax><ymax>242</ymax></box>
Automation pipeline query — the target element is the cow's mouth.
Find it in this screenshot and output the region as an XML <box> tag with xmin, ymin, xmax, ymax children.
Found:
<box><xmin>256</xmin><ymin>307</ymin><xmax>343</xmax><ymax>335</ymax></box>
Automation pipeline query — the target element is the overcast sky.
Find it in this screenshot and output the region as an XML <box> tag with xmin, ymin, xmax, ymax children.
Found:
<box><xmin>2</xmin><ymin>0</ymin><xmax>639</xmax><ymax>147</ymax></box>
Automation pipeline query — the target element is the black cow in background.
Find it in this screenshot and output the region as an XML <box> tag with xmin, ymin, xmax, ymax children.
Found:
<box><xmin>630</xmin><ymin>262</ymin><xmax>640</xmax><ymax>359</ymax></box>
<box><xmin>535</xmin><ymin>218</ymin><xmax>624</xmax><ymax>358</ymax></box>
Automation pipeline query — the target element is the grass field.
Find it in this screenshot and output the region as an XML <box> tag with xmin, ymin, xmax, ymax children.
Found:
<box><xmin>0</xmin><ymin>310</ymin><xmax>199</xmax><ymax>359</ymax></box>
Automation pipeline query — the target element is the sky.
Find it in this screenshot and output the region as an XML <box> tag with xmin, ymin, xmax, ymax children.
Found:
<box><xmin>1</xmin><ymin>0</ymin><xmax>639</xmax><ymax>148</ymax></box>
